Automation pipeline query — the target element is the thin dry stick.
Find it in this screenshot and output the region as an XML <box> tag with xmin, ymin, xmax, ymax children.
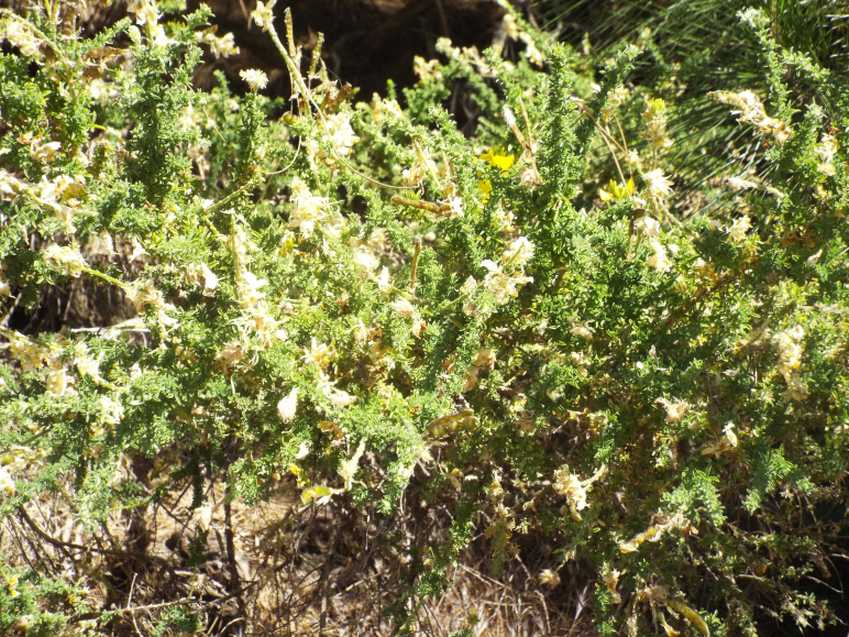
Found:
<box><xmin>16</xmin><ymin>506</ymin><xmax>115</xmax><ymax>558</ymax></box>
<box><xmin>127</xmin><ymin>573</ymin><xmax>144</xmax><ymax>637</ymax></box>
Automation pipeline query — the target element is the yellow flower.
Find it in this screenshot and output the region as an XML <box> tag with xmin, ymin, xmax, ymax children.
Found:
<box><xmin>300</xmin><ymin>484</ymin><xmax>337</xmax><ymax>506</ymax></box>
<box><xmin>478</xmin><ymin>178</ymin><xmax>493</xmax><ymax>203</ymax></box>
<box><xmin>480</xmin><ymin>148</ymin><xmax>516</xmax><ymax>172</ymax></box>
<box><xmin>4</xmin><ymin>573</ymin><xmax>19</xmax><ymax>598</ymax></box>
<box><xmin>599</xmin><ymin>177</ymin><xmax>636</xmax><ymax>202</ymax></box>
<box><xmin>645</xmin><ymin>97</ymin><xmax>667</xmax><ymax>115</ymax></box>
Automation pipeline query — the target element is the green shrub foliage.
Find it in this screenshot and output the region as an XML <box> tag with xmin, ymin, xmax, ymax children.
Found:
<box><xmin>1</xmin><ymin>1</ymin><xmax>848</xmax><ymax>634</ymax></box>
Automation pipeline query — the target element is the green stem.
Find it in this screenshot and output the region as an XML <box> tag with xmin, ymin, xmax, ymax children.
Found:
<box><xmin>264</xmin><ymin>21</ymin><xmax>322</xmax><ymax>119</ymax></box>
<box><xmin>80</xmin><ymin>266</ymin><xmax>127</xmax><ymax>291</ymax></box>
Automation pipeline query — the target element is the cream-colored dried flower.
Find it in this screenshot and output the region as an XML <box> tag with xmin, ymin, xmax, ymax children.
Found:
<box><xmin>240</xmin><ymin>68</ymin><xmax>268</xmax><ymax>92</ymax></box>
<box><xmin>570</xmin><ymin>324</ymin><xmax>594</xmax><ymax>341</ymax></box>
<box><xmin>2</xmin><ymin>19</ymin><xmax>41</xmax><ymax>58</ymax></box>
<box><xmin>238</xmin><ymin>270</ymin><xmax>267</xmax><ymax>309</ymax></box>
<box><xmin>448</xmin><ymin>196</ymin><xmax>464</xmax><ymax>218</ymax></box>
<box><xmin>553</xmin><ymin>464</ymin><xmax>606</xmax><ymax>521</ymax></box>
<box><xmin>816</xmin><ymin>133</ymin><xmax>838</xmax><ymax>177</ymax></box>
<box><xmin>723</xmin><ymin>422</ymin><xmax>738</xmax><ymax>448</ymax></box>
<box><xmin>98</xmin><ymin>395</ymin><xmax>124</xmax><ymax>425</ymax></box>
<box><xmin>85</xmin><ymin>231</ymin><xmax>115</xmax><ymax>258</ymax></box>
<box><xmin>502</xmin><ymin>236</ymin><xmax>535</xmax><ymax>268</ymax></box>
<box><xmin>289</xmin><ymin>178</ymin><xmax>329</xmax><ymax>238</ymax></box>
<box><xmin>391</xmin><ymin>298</ymin><xmax>425</xmax><ymax>337</ymax></box>
<box><xmin>323</xmin><ymin>112</ymin><xmax>358</xmax><ymax>157</ymax></box>
<box><xmin>411</xmin><ymin>315</ymin><xmax>426</xmax><ymax>338</ymax></box>
<box><xmin>338</xmin><ymin>439</ymin><xmax>366</xmax><ymax>490</ymax></box>
<box><xmin>199</xmin><ymin>31</ymin><xmax>239</xmax><ymax>59</ymax></box>
<box><xmin>127</xmin><ymin>0</ymin><xmax>158</xmax><ymax>26</ymax></box>
<box><xmin>635</xmin><ymin>215</ymin><xmax>661</xmax><ymax>238</ymax></box>
<box><xmin>644</xmin><ymin>168</ymin><xmax>673</xmax><ymax>199</ymax></box>
<box><xmin>460</xmin><ymin>276</ymin><xmax>478</xmax><ymax>297</ymax></box>
<box><xmin>646</xmin><ymin>238</ymin><xmax>672</xmax><ymax>273</ymax></box>
<box><xmin>46</xmin><ymin>366</ymin><xmax>74</xmax><ymax>397</ymax></box>
<box><xmin>538</xmin><ymin>569</ymin><xmax>561</xmax><ymax>588</ymax></box>
<box><xmin>775</xmin><ymin>325</ymin><xmax>804</xmax><ymax>374</ymax></box>
<box><xmin>521</xmin><ymin>34</ymin><xmax>544</xmax><ymax>66</ymax></box>
<box><xmin>712</xmin><ymin>89</ymin><xmax>792</xmax><ymax>143</ymax></box>
<box><xmin>552</xmin><ymin>466</ymin><xmax>588</xmax><ymax>520</ymax></box>
<box><xmin>73</xmin><ymin>344</ymin><xmax>103</xmax><ymax>383</ymax></box>
<box><xmin>8</xmin><ymin>333</ymin><xmax>47</xmax><ymax>372</ymax></box>
<box><xmin>602</xmin><ymin>568</ymin><xmax>622</xmax><ymax>603</ymax></box>
<box><xmin>200</xmin><ymin>264</ymin><xmax>219</xmax><ymax>295</ymax></box>
<box><xmin>375</xmin><ymin>266</ymin><xmax>391</xmax><ymax>291</ymax></box>
<box><xmin>726</xmin><ymin>174</ymin><xmax>759</xmax><ymax>191</ymax></box>
<box><xmin>353</xmin><ymin>248</ymin><xmax>380</xmax><ymax>272</ymax></box>
<box><xmin>655</xmin><ymin>397</ymin><xmax>689</xmax><ymax>424</ymax></box>
<box><xmin>43</xmin><ymin>244</ymin><xmax>87</xmax><ymax>277</ymax></box>
<box><xmin>481</xmin><ymin>259</ymin><xmax>532</xmax><ymax>305</ymax></box>
<box><xmin>303</xmin><ymin>338</ymin><xmax>333</xmax><ymax>369</ymax></box>
<box><xmin>702</xmin><ymin>421</ymin><xmax>740</xmax><ymax>458</ymax></box>
<box><xmin>774</xmin><ymin>325</ymin><xmax>808</xmax><ymax>400</ymax></box>
<box><xmin>401</xmin><ymin>144</ymin><xmax>439</xmax><ymax>186</ymax></box>
<box><xmin>0</xmin><ymin>466</ymin><xmax>15</xmax><ymax>498</ymax></box>
<box><xmin>502</xmin><ymin>105</ymin><xmax>517</xmax><ymax>129</ymax></box>
<box><xmin>216</xmin><ymin>340</ymin><xmax>246</xmax><ymax>371</ymax></box>
<box><xmin>277</xmin><ymin>387</ymin><xmax>299</xmax><ymax>423</ymax></box>
<box><xmin>0</xmin><ymin>169</ymin><xmax>23</xmax><ymax>198</ymax></box>
<box><xmin>727</xmin><ymin>215</ymin><xmax>752</xmax><ymax>243</ymax></box>
<box><xmin>619</xmin><ymin>513</ymin><xmax>691</xmax><ymax>554</ymax></box>
<box><xmin>317</xmin><ymin>372</ymin><xmax>356</xmax><ymax>408</ymax></box>
<box><xmin>463</xmin><ymin>348</ymin><xmax>497</xmax><ymax>391</ymax></box>
<box><xmin>390</xmin><ymin>298</ymin><xmax>416</xmax><ymax>319</ymax></box>
<box><xmin>30</xmin><ymin>140</ymin><xmax>62</xmax><ymax>163</ymax></box>
<box><xmin>251</xmin><ymin>0</ymin><xmax>277</xmax><ymax>31</ymax></box>
<box><xmin>413</xmin><ymin>56</ymin><xmax>441</xmax><ymax>82</ymax></box>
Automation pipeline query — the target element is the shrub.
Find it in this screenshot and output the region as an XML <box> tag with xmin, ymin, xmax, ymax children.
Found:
<box><xmin>1</xmin><ymin>1</ymin><xmax>847</xmax><ymax>635</ymax></box>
